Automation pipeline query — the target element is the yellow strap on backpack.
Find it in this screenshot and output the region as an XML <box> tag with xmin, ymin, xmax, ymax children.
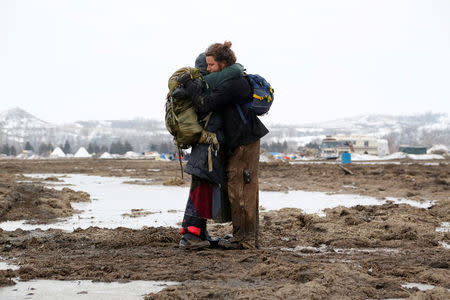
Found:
<box><xmin>253</xmin><ymin>94</ymin><xmax>264</xmax><ymax>101</ymax></box>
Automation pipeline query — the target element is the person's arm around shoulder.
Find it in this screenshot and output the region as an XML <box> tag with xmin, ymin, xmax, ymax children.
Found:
<box><xmin>184</xmin><ymin>78</ymin><xmax>234</xmax><ymax>114</ymax></box>
<box><xmin>196</xmin><ymin>81</ymin><xmax>234</xmax><ymax>114</ymax></box>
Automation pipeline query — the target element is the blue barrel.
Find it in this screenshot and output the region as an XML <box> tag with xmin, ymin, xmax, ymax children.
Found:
<box><xmin>341</xmin><ymin>152</ymin><xmax>351</xmax><ymax>164</ymax></box>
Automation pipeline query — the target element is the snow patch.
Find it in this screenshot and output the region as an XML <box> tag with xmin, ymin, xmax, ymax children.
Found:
<box><xmin>427</xmin><ymin>144</ymin><xmax>448</xmax><ymax>155</ymax></box>
<box><xmin>407</xmin><ymin>154</ymin><xmax>444</xmax><ymax>160</ymax></box>
<box><xmin>100</xmin><ymin>152</ymin><xmax>113</xmax><ymax>159</ymax></box>
<box><xmin>125</xmin><ymin>151</ymin><xmax>142</xmax><ymax>158</ymax></box>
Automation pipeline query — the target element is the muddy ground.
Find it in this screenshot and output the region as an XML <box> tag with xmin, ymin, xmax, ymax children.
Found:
<box><xmin>0</xmin><ymin>158</ymin><xmax>449</xmax><ymax>299</ymax></box>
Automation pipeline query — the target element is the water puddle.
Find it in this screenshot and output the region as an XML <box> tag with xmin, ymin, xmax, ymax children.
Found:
<box><xmin>342</xmin><ymin>185</ymin><xmax>357</xmax><ymax>189</ymax></box>
<box><xmin>401</xmin><ymin>282</ymin><xmax>436</xmax><ymax>291</ymax></box>
<box><xmin>438</xmin><ymin>241</ymin><xmax>450</xmax><ymax>250</ymax></box>
<box><xmin>260</xmin><ymin>190</ymin><xmax>432</xmax><ymax>217</ymax></box>
<box><xmin>281</xmin><ymin>245</ymin><xmax>400</xmax><ymax>255</ymax></box>
<box><xmin>436</xmin><ymin>222</ymin><xmax>450</xmax><ymax>233</ymax></box>
<box><xmin>0</xmin><ymin>174</ymin><xmax>434</xmax><ymax>231</ymax></box>
<box><xmin>0</xmin><ymin>279</ymin><xmax>177</xmax><ymax>300</ymax></box>
<box><xmin>291</xmin><ymin>161</ymin><xmax>448</xmax><ymax>166</ymax></box>
<box><xmin>290</xmin><ymin>161</ymin><xmax>402</xmax><ymax>165</ymax></box>
<box><xmin>1</xmin><ymin>174</ymin><xmax>187</xmax><ymax>231</ymax></box>
<box><xmin>0</xmin><ymin>260</ymin><xmax>19</xmax><ymax>271</ymax></box>
<box><xmin>280</xmin><ymin>244</ymin><xmax>328</xmax><ymax>254</ymax></box>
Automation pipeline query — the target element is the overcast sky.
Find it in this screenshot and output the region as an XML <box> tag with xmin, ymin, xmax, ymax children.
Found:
<box><xmin>1</xmin><ymin>0</ymin><xmax>449</xmax><ymax>125</ymax></box>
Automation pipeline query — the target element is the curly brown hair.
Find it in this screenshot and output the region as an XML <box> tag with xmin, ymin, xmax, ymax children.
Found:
<box><xmin>205</xmin><ymin>41</ymin><xmax>236</xmax><ymax>67</ymax></box>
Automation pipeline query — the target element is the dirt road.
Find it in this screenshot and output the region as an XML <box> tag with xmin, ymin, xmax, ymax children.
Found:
<box><xmin>0</xmin><ymin>159</ymin><xmax>449</xmax><ymax>299</ymax></box>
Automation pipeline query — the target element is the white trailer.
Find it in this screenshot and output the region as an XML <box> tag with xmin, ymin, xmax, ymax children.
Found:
<box><xmin>320</xmin><ymin>135</ymin><xmax>381</xmax><ymax>159</ymax></box>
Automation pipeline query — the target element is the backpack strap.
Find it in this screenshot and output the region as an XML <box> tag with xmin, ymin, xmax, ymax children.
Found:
<box><xmin>235</xmin><ymin>104</ymin><xmax>247</xmax><ymax>124</ymax></box>
<box><xmin>235</xmin><ymin>72</ymin><xmax>255</xmax><ymax>123</ymax></box>
<box><xmin>201</xmin><ymin>112</ymin><xmax>213</xmax><ymax>129</ymax></box>
<box><xmin>177</xmin><ymin>147</ymin><xmax>184</xmax><ymax>179</ymax></box>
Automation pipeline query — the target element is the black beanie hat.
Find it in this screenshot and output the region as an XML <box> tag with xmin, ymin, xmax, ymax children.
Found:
<box><xmin>195</xmin><ymin>53</ymin><xmax>208</xmax><ymax>75</ymax></box>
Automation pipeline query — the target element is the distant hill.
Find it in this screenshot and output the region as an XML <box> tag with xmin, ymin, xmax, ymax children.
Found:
<box><xmin>0</xmin><ymin>107</ymin><xmax>169</xmax><ymax>153</ymax></box>
<box><xmin>0</xmin><ymin>107</ymin><xmax>448</xmax><ymax>153</ymax></box>
<box><xmin>264</xmin><ymin>112</ymin><xmax>450</xmax><ymax>151</ymax></box>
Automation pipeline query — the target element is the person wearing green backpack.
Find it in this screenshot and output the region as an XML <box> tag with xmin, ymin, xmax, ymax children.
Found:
<box><xmin>176</xmin><ymin>53</ymin><xmax>241</xmax><ymax>250</ymax></box>
<box><xmin>183</xmin><ymin>41</ymin><xmax>269</xmax><ymax>249</ymax></box>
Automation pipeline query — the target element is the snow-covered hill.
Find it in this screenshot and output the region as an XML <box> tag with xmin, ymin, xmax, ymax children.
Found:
<box><xmin>0</xmin><ymin>108</ymin><xmax>448</xmax><ymax>152</ymax></box>
<box><xmin>0</xmin><ymin>107</ymin><xmax>53</xmax><ymax>144</ymax></box>
<box><xmin>0</xmin><ymin>107</ymin><xmax>49</xmax><ymax>129</ymax></box>
<box><xmin>0</xmin><ymin>108</ymin><xmax>169</xmax><ymax>152</ymax></box>
<box><xmin>260</xmin><ymin>112</ymin><xmax>449</xmax><ymax>149</ymax></box>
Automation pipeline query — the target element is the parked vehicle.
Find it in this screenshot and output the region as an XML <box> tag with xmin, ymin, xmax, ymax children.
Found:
<box><xmin>320</xmin><ymin>136</ymin><xmax>353</xmax><ymax>159</ymax></box>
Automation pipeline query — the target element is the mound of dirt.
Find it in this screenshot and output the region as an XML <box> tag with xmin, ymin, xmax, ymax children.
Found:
<box><xmin>0</xmin><ymin>180</ymin><xmax>90</xmax><ymax>224</ymax></box>
<box><xmin>0</xmin><ymin>270</ymin><xmax>16</xmax><ymax>287</ymax></box>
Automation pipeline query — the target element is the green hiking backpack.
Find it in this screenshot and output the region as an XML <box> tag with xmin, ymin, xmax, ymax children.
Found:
<box><xmin>165</xmin><ymin>64</ymin><xmax>243</xmax><ymax>150</ymax></box>
<box><xmin>165</xmin><ymin>67</ymin><xmax>205</xmax><ymax>149</ymax></box>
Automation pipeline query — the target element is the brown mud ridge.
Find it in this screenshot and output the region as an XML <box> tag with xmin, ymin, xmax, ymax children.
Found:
<box><xmin>0</xmin><ymin>173</ymin><xmax>90</xmax><ymax>224</ymax></box>
<box><xmin>0</xmin><ymin>159</ymin><xmax>449</xmax><ymax>299</ymax></box>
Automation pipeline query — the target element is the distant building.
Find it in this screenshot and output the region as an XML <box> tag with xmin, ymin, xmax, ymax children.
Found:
<box><xmin>22</xmin><ymin>150</ymin><xmax>34</xmax><ymax>157</ymax></box>
<box><xmin>320</xmin><ymin>135</ymin><xmax>382</xmax><ymax>159</ymax></box>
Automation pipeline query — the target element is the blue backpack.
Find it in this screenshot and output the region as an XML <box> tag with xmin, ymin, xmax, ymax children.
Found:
<box><xmin>236</xmin><ymin>73</ymin><xmax>274</xmax><ymax>123</ymax></box>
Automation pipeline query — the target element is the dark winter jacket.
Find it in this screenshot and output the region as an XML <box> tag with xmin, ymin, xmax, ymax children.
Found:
<box><xmin>183</xmin><ymin>61</ymin><xmax>267</xmax><ymax>183</ymax></box>
<box><xmin>184</xmin><ymin>112</ymin><xmax>225</xmax><ymax>185</ymax></box>
<box><xmin>183</xmin><ymin>58</ymin><xmax>239</xmax><ymax>184</ymax></box>
<box><xmin>196</xmin><ymin>75</ymin><xmax>269</xmax><ymax>151</ymax></box>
